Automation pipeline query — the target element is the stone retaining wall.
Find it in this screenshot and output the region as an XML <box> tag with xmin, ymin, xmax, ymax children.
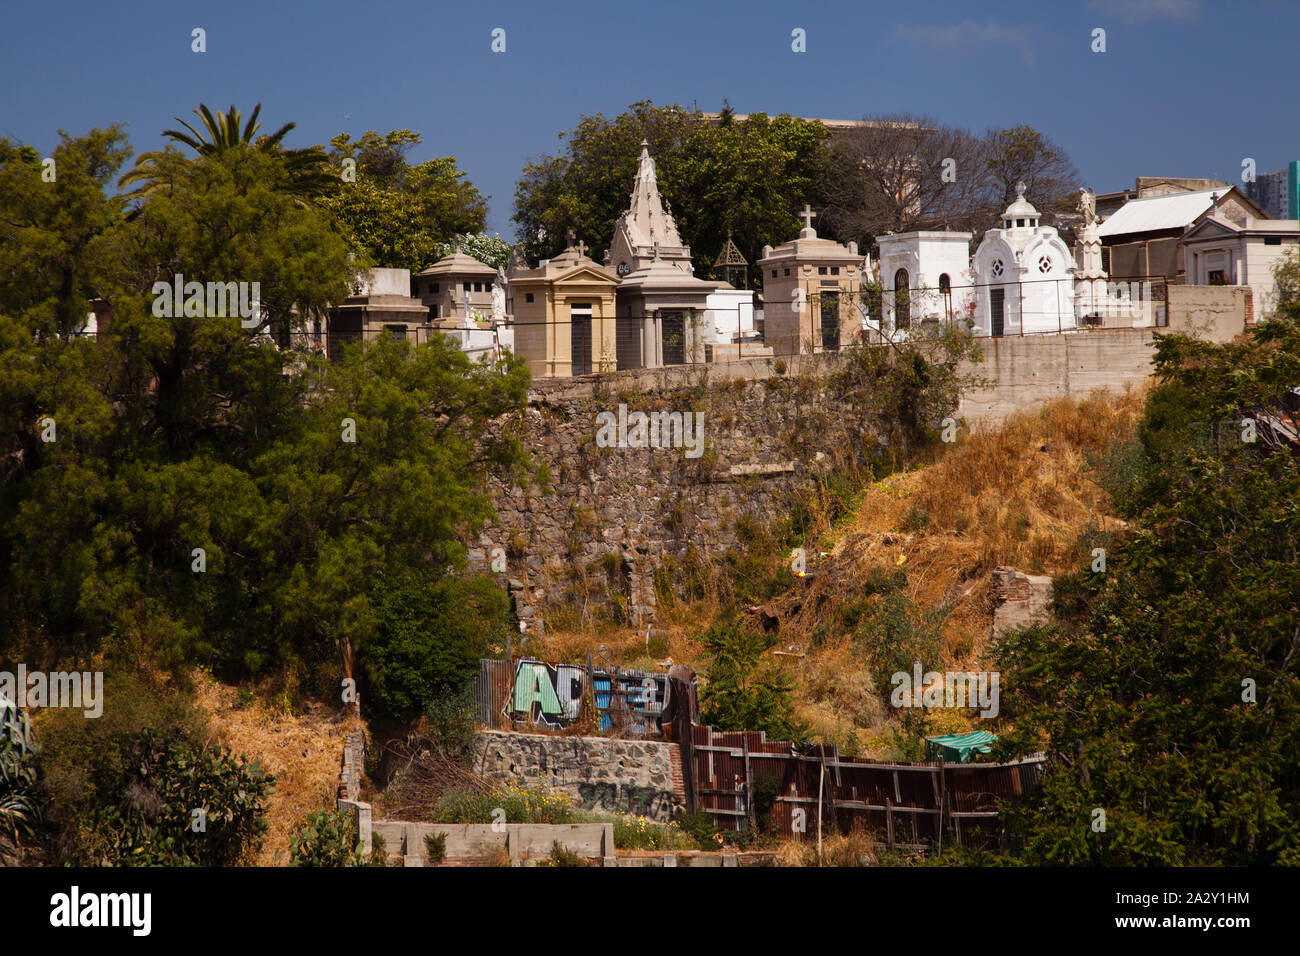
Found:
<box><xmin>473</xmin><ymin>333</ymin><xmax>1161</xmax><ymax>629</ymax></box>
<box><xmin>473</xmin><ymin>729</ymin><xmax>686</xmax><ymax>822</ymax></box>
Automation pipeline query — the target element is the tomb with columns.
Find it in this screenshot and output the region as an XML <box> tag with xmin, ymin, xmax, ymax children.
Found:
<box><xmin>508</xmin><ymin>233</ymin><xmax>620</xmax><ymax>378</ymax></box>
<box><xmin>757</xmin><ymin>205</ymin><xmax>866</xmax><ymax>356</ymax></box>
<box><xmin>606</xmin><ymin>142</ymin><xmax>719</xmax><ymax>368</ymax></box>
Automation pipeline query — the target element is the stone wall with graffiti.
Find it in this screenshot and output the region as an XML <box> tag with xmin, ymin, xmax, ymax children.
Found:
<box><xmin>473</xmin><ymin>729</ymin><xmax>686</xmax><ymax>822</ymax></box>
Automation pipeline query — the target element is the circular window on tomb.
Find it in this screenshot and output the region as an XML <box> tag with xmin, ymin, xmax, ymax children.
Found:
<box><xmin>1038</xmin><ymin>256</ymin><xmax>1053</xmax><ymax>274</ymax></box>
<box><xmin>991</xmin><ymin>259</ymin><xmax>1004</xmax><ymax>278</ymax></box>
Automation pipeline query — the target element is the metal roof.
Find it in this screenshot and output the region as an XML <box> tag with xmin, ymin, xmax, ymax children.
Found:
<box><xmin>1097</xmin><ymin>188</ymin><xmax>1224</xmax><ymax>237</ymax></box>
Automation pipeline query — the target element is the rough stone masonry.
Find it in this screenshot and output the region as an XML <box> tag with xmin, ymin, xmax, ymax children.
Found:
<box><xmin>473</xmin><ymin>729</ymin><xmax>686</xmax><ymax>822</ymax></box>
<box><xmin>471</xmin><ymin>331</ymin><xmax>1162</xmax><ymax>632</ymax></box>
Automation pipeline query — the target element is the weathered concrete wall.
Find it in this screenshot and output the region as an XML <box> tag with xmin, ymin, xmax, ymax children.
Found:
<box><xmin>1167</xmin><ymin>285</ymin><xmax>1251</xmax><ymax>342</ymax></box>
<box><xmin>956</xmin><ymin>328</ymin><xmax>1158</xmax><ymax>426</ymax></box>
<box><xmin>990</xmin><ymin>566</ymin><xmax>1054</xmax><ymax>641</ymax></box>
<box><xmin>474</xmin><ymin>729</ymin><xmax>686</xmax><ymax>821</ymax></box>
<box><xmin>369</xmin><ymin>820</ymin><xmax>614</xmax><ymax>865</ymax></box>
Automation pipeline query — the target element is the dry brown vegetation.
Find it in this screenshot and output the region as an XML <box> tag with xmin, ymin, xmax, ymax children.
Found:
<box><xmin>198</xmin><ymin>388</ymin><xmax>1147</xmax><ymax>855</ymax></box>
<box><xmin>773</xmin><ymin>829</ymin><xmax>877</xmax><ymax>867</ymax></box>
<box><xmin>193</xmin><ymin>674</ymin><xmax>352</xmax><ymax>866</ymax></box>
<box><xmin>530</xmin><ymin>387</ymin><xmax>1146</xmax><ymax>756</ymax></box>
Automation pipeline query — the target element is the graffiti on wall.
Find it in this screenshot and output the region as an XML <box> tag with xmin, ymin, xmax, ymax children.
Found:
<box><xmin>501</xmin><ymin>659</ymin><xmax>676</xmax><ymax>737</ymax></box>
<box><xmin>577</xmin><ymin>782</ymin><xmax>682</xmax><ymax>822</ymax></box>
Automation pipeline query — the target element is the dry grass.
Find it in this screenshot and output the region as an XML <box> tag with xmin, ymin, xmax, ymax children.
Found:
<box><xmin>773</xmin><ymin>829</ymin><xmax>877</xmax><ymax>867</ymax></box>
<box><xmin>511</xmin><ymin>389</ymin><xmax>1146</xmax><ymax>758</ymax></box>
<box><xmin>192</xmin><ymin>672</ymin><xmax>355</xmax><ymax>866</ymax></box>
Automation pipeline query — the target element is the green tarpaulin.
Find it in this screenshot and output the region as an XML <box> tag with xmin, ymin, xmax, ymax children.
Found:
<box><xmin>926</xmin><ymin>731</ymin><xmax>997</xmax><ymax>763</ymax></box>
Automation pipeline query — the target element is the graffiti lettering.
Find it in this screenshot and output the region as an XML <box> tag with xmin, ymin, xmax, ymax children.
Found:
<box><xmin>577</xmin><ymin>783</ymin><xmax>681</xmax><ymax>822</ymax></box>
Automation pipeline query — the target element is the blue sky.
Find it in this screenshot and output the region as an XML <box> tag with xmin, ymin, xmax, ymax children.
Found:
<box><xmin>2</xmin><ymin>0</ymin><xmax>1295</xmax><ymax>237</ymax></box>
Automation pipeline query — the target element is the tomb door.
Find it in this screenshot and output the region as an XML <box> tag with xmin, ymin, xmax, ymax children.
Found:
<box><xmin>820</xmin><ymin>291</ymin><xmax>840</xmax><ymax>350</ymax></box>
<box><xmin>570</xmin><ymin>303</ymin><xmax>592</xmax><ymax>375</ymax></box>
<box><xmin>662</xmin><ymin>311</ymin><xmax>686</xmax><ymax>365</ymax></box>
<box><xmin>990</xmin><ymin>287</ymin><xmax>1005</xmax><ymax>337</ymax></box>
<box><xmin>894</xmin><ymin>269</ymin><xmax>911</xmax><ymax>330</ymax></box>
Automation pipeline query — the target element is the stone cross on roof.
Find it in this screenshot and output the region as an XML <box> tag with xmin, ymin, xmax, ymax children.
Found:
<box><xmin>799</xmin><ymin>204</ymin><xmax>817</xmax><ymax>230</ymax></box>
<box><xmin>565</xmin><ymin>227</ymin><xmax>576</xmax><ymax>248</ymax></box>
<box><xmin>575</xmin><ymin>239</ymin><xmax>588</xmax><ymax>257</ymax></box>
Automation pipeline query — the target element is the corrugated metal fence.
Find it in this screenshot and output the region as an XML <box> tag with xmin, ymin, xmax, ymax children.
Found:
<box><xmin>684</xmin><ymin>724</ymin><xmax>1044</xmax><ymax>849</ymax></box>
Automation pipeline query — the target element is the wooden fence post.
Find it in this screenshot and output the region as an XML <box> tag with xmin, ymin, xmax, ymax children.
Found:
<box><xmin>742</xmin><ymin>735</ymin><xmax>754</xmax><ymax>831</ymax></box>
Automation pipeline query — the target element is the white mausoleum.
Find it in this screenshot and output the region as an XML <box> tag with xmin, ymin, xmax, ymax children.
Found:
<box><xmin>875</xmin><ymin>230</ymin><xmax>975</xmax><ymax>332</ymax></box>
<box><xmin>971</xmin><ymin>183</ymin><xmax>1077</xmax><ymax>336</ymax></box>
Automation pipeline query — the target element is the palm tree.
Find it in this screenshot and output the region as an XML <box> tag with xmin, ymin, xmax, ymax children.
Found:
<box><xmin>120</xmin><ymin>103</ymin><xmax>334</xmax><ymax>207</ymax></box>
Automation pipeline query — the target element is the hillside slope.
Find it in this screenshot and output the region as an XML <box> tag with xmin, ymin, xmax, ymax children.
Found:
<box><xmin>527</xmin><ymin>387</ymin><xmax>1145</xmax><ymax>756</ymax></box>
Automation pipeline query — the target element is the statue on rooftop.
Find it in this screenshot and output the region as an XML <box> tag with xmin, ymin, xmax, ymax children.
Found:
<box><xmin>1078</xmin><ymin>187</ymin><xmax>1097</xmax><ymax>227</ymax></box>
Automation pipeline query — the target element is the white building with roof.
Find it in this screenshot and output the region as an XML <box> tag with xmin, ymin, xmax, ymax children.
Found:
<box><xmin>971</xmin><ymin>183</ymin><xmax>1077</xmax><ymax>336</ymax></box>
<box><xmin>1098</xmin><ymin>186</ymin><xmax>1266</xmax><ymax>280</ymax></box>
<box><xmin>1181</xmin><ymin>213</ymin><xmax>1300</xmax><ymax>318</ymax></box>
<box><xmin>875</xmin><ymin>230</ymin><xmax>975</xmax><ymax>333</ymax></box>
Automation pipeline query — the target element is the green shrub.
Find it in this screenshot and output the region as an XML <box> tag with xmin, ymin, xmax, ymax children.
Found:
<box><xmin>612</xmin><ymin>814</ymin><xmax>695</xmax><ymax>850</ymax></box>
<box><xmin>424</xmin><ymin>831</ymin><xmax>447</xmax><ymax>863</ymax></box>
<box><xmin>673</xmin><ymin>809</ymin><xmax>721</xmax><ymax>849</ymax></box>
<box><xmin>36</xmin><ymin>675</ymin><xmax>270</xmax><ymax>866</ymax></box>
<box><xmin>750</xmin><ymin>772</ymin><xmax>783</xmax><ymax>833</ymax></box>
<box><xmin>699</xmin><ymin>618</ymin><xmax>802</xmax><ymax>740</ymax></box>
<box><xmin>0</xmin><ymin>697</ymin><xmax>42</xmax><ymax>863</ymax></box>
<box><xmin>361</xmin><ymin>572</ymin><xmax>513</xmax><ymax>722</ymax></box>
<box><xmin>289</xmin><ymin>808</ymin><xmax>384</xmax><ymax>867</ymax></box>
<box><xmin>72</xmin><ymin>731</ymin><xmax>274</xmax><ymax>866</ymax></box>
<box><xmin>422</xmin><ymin>682</ymin><xmax>478</xmax><ymax>763</ymax></box>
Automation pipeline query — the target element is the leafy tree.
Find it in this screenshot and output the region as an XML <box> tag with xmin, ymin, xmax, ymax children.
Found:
<box><xmin>983</xmin><ymin>124</ymin><xmax>1080</xmax><ymax>220</ymax></box>
<box><xmin>431</xmin><ymin>231</ymin><xmax>512</xmax><ymax>271</ymax></box>
<box><xmin>698</xmin><ymin>618</ymin><xmax>802</xmax><ymax>740</ymax></box>
<box><xmin>0</xmin><ymin>121</ymin><xmax>531</xmax><ymax>696</ymax></box>
<box><xmin>994</xmin><ymin>315</ymin><xmax>1300</xmax><ymax>865</ymax></box>
<box><xmin>361</xmin><ymin>573</ymin><xmax>513</xmax><ymax>722</ymax></box>
<box><xmin>0</xmin><ymin>127</ymin><xmax>132</xmax><ymax>337</ymax></box>
<box><xmin>322</xmin><ymin>129</ymin><xmax>488</xmax><ymax>272</ymax></box>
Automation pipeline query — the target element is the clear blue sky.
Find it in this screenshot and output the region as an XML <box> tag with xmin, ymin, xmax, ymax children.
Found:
<box><xmin>2</xmin><ymin>0</ymin><xmax>1294</xmax><ymax>238</ymax></box>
